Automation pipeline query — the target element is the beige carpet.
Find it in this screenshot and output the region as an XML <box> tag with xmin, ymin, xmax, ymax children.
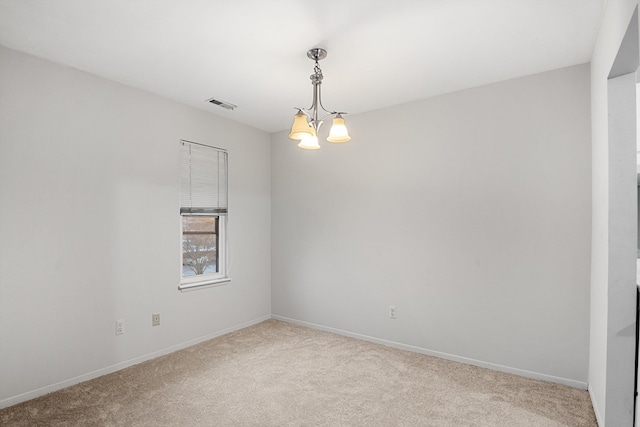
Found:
<box><xmin>0</xmin><ymin>319</ymin><xmax>597</xmax><ymax>426</ymax></box>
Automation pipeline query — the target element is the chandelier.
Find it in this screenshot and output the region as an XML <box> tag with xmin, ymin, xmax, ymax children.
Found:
<box><xmin>288</xmin><ymin>48</ymin><xmax>351</xmax><ymax>150</ymax></box>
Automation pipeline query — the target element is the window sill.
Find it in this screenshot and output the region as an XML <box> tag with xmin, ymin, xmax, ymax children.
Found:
<box><xmin>178</xmin><ymin>277</ymin><xmax>231</xmax><ymax>292</ymax></box>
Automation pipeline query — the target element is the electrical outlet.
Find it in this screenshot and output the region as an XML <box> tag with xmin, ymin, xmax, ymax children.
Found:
<box><xmin>115</xmin><ymin>319</ymin><xmax>125</xmax><ymax>335</ymax></box>
<box><xmin>152</xmin><ymin>313</ymin><xmax>160</xmax><ymax>327</ymax></box>
<box><xmin>389</xmin><ymin>305</ymin><xmax>397</xmax><ymax>319</ymax></box>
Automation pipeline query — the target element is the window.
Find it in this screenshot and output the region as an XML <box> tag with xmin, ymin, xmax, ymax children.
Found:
<box><xmin>179</xmin><ymin>140</ymin><xmax>229</xmax><ymax>290</ymax></box>
<box><xmin>182</xmin><ymin>215</ymin><xmax>219</xmax><ymax>277</ymax></box>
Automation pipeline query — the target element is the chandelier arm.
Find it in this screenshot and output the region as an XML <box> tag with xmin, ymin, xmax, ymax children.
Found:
<box><xmin>318</xmin><ymin>112</ymin><xmax>338</xmax><ymax>123</ymax></box>
<box><xmin>295</xmin><ymin>107</ymin><xmax>325</xmax><ymax>132</ymax></box>
<box><xmin>317</xmin><ymin>86</ymin><xmax>335</xmax><ymax>115</ymax></box>
<box><xmin>296</xmin><ymin>108</ymin><xmax>312</xmax><ymax>119</ymax></box>
<box><xmin>315</xmin><ymin>78</ymin><xmax>338</xmax><ymax>116</ymax></box>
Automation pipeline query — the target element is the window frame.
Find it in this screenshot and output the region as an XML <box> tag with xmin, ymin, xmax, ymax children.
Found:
<box><xmin>178</xmin><ymin>140</ymin><xmax>230</xmax><ymax>291</ymax></box>
<box><xmin>179</xmin><ymin>213</ymin><xmax>228</xmax><ymax>289</ymax></box>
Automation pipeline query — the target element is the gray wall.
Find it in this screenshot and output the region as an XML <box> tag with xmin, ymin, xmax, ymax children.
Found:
<box><xmin>0</xmin><ymin>35</ymin><xmax>599</xmax><ymax>413</ymax></box>
<box><xmin>271</xmin><ymin>64</ymin><xmax>592</xmax><ymax>386</ymax></box>
<box><xmin>0</xmin><ymin>46</ymin><xmax>271</xmax><ymax>407</ymax></box>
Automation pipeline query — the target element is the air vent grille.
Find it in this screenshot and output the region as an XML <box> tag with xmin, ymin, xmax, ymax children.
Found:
<box><xmin>206</xmin><ymin>98</ymin><xmax>237</xmax><ymax>110</ymax></box>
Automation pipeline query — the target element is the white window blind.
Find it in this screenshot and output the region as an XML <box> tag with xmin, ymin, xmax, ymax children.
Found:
<box><xmin>180</xmin><ymin>140</ymin><xmax>228</xmax><ymax>214</ymax></box>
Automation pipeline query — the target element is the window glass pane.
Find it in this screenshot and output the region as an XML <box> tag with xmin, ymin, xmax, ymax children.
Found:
<box><xmin>182</xmin><ymin>216</ymin><xmax>218</xmax><ymax>277</ymax></box>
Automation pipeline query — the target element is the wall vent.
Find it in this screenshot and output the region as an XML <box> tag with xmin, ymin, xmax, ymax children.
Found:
<box><xmin>206</xmin><ymin>98</ymin><xmax>237</xmax><ymax>110</ymax></box>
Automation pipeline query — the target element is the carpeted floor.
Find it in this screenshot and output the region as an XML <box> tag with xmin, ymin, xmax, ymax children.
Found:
<box><xmin>0</xmin><ymin>319</ymin><xmax>597</xmax><ymax>426</ymax></box>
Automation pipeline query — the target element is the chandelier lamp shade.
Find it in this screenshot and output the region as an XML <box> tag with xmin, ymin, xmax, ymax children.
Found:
<box><xmin>288</xmin><ymin>48</ymin><xmax>351</xmax><ymax>149</ymax></box>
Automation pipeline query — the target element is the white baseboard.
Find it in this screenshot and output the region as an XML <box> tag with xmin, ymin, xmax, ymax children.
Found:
<box><xmin>0</xmin><ymin>314</ymin><xmax>271</xmax><ymax>410</ymax></box>
<box><xmin>271</xmin><ymin>315</ymin><xmax>589</xmax><ymax>390</ymax></box>
<box><xmin>2</xmin><ymin>313</ymin><xmax>590</xmax><ymax>410</ymax></box>
<box><xmin>587</xmin><ymin>384</ymin><xmax>603</xmax><ymax>426</ymax></box>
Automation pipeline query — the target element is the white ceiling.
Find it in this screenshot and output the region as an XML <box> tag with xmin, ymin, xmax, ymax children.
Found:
<box><xmin>0</xmin><ymin>0</ymin><xmax>606</xmax><ymax>133</ymax></box>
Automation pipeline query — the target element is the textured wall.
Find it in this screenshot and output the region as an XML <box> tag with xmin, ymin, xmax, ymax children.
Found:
<box><xmin>272</xmin><ymin>64</ymin><xmax>591</xmax><ymax>387</ymax></box>
<box><xmin>0</xmin><ymin>46</ymin><xmax>271</xmax><ymax>406</ymax></box>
